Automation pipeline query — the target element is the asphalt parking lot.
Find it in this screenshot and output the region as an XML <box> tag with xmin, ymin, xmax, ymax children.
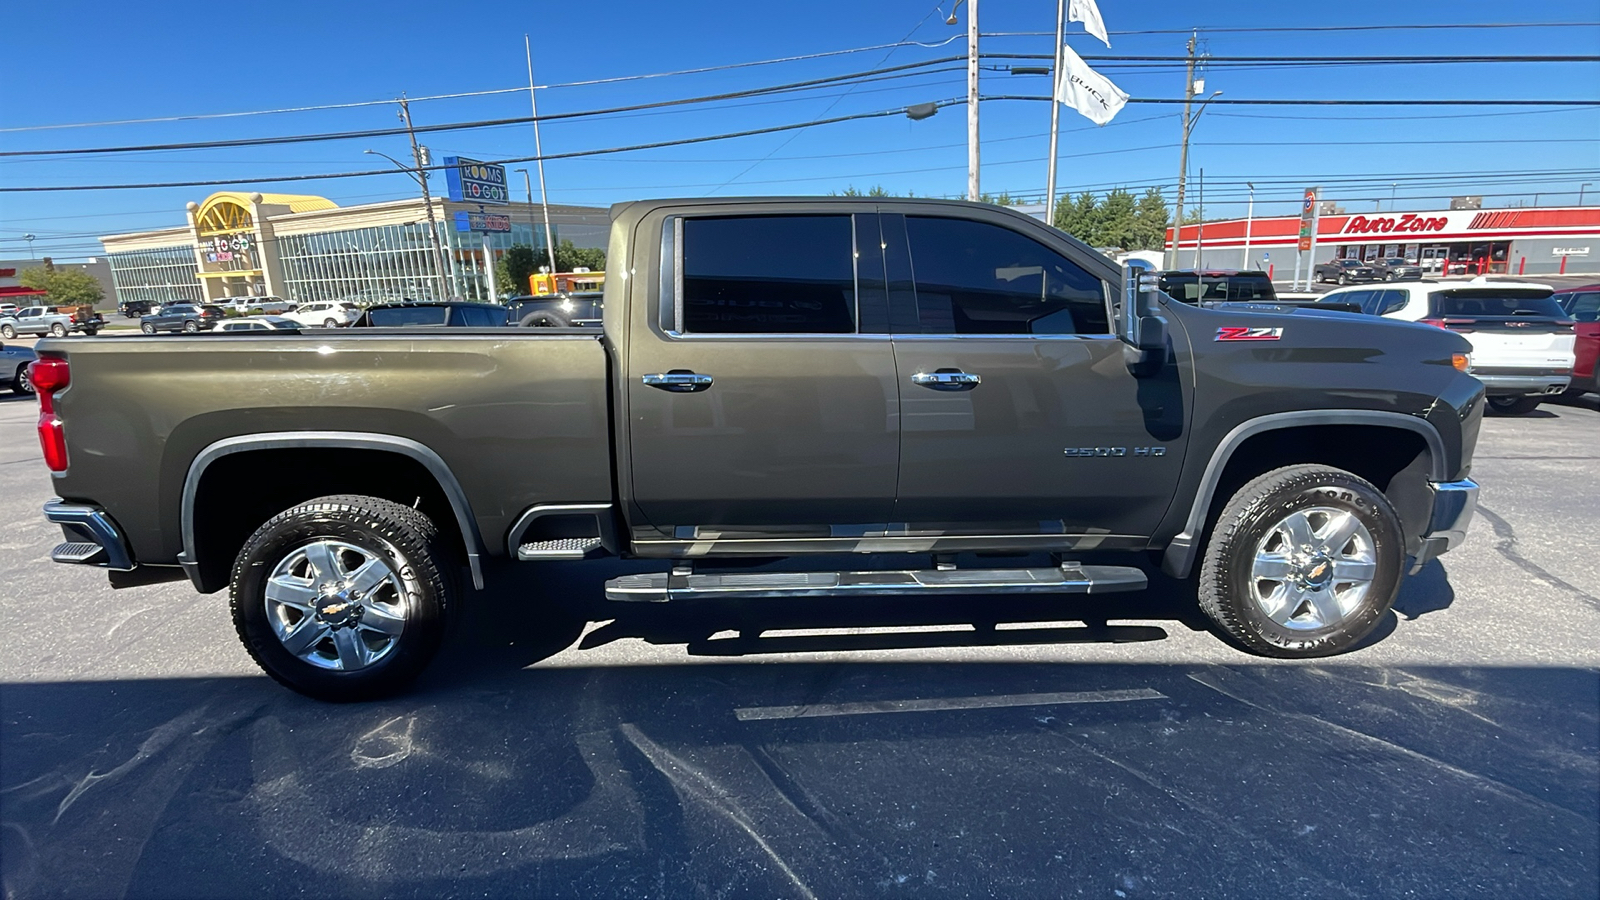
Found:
<box><xmin>1</xmin><ymin>386</ymin><xmax>1596</xmax><ymax>897</ymax></box>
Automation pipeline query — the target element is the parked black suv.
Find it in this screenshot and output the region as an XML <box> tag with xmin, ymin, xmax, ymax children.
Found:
<box><xmin>118</xmin><ymin>299</ymin><xmax>152</xmax><ymax>318</ymax></box>
<box><xmin>1315</xmin><ymin>259</ymin><xmax>1382</xmax><ymax>285</ymax></box>
<box><xmin>506</xmin><ymin>291</ymin><xmax>604</xmax><ymax>327</ymax></box>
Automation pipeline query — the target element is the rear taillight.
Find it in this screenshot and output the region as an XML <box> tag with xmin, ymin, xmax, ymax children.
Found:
<box><xmin>30</xmin><ymin>358</ymin><xmax>69</xmax><ymax>472</ymax></box>
<box><xmin>1419</xmin><ymin>317</ymin><xmax>1477</xmax><ymax>332</ymax></box>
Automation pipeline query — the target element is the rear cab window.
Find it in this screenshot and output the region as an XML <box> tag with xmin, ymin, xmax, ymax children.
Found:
<box><xmin>1158</xmin><ymin>272</ymin><xmax>1275</xmax><ymax>305</ymax></box>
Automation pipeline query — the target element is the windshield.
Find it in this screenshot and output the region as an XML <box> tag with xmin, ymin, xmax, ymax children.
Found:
<box><xmin>1383</xmin><ymin>259</ymin><xmax>1409</xmax><ymax>266</ymax></box>
<box><xmin>1160</xmin><ymin>273</ymin><xmax>1276</xmax><ymax>304</ymax></box>
<box><xmin>366</xmin><ymin>306</ymin><xmax>449</xmax><ymax>326</ymax></box>
<box><xmin>1430</xmin><ymin>291</ymin><xmax>1565</xmax><ymax>318</ymax></box>
<box><xmin>1337</xmin><ymin>260</ymin><xmax>1362</xmax><ymax>267</ymax></box>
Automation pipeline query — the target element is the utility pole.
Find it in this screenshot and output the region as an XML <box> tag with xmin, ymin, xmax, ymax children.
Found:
<box><xmin>1167</xmin><ymin>31</ymin><xmax>1198</xmax><ymax>269</ymax></box>
<box><xmin>1043</xmin><ymin>0</ymin><xmax>1065</xmax><ymax>223</ymax></box>
<box><xmin>1195</xmin><ymin>168</ymin><xmax>1205</xmax><ymax>268</ymax></box>
<box><xmin>398</xmin><ymin>96</ymin><xmax>449</xmax><ymax>300</ymax></box>
<box><xmin>526</xmin><ymin>35</ymin><xmax>560</xmax><ymax>279</ymax></box>
<box><xmin>966</xmin><ymin>0</ymin><xmax>980</xmax><ymax>201</ymax></box>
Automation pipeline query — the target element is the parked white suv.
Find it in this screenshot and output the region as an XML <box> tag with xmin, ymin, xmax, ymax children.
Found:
<box><xmin>225</xmin><ymin>295</ymin><xmax>294</xmax><ymax>315</ymax></box>
<box><xmin>1321</xmin><ymin>278</ymin><xmax>1577</xmax><ymax>415</ymax></box>
<box><xmin>281</xmin><ymin>301</ymin><xmax>361</xmax><ymax>328</ymax></box>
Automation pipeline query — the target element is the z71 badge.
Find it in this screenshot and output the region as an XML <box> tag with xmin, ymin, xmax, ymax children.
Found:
<box><xmin>1216</xmin><ymin>326</ymin><xmax>1284</xmax><ymax>341</ymax></box>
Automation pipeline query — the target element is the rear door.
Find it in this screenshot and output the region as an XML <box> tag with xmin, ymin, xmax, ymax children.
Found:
<box><xmin>885</xmin><ymin>210</ymin><xmax>1189</xmax><ymax>549</ymax></box>
<box><xmin>1559</xmin><ymin>290</ymin><xmax>1599</xmax><ymax>383</ymax></box>
<box><xmin>624</xmin><ymin>209</ymin><xmax>900</xmax><ymax>554</ymax></box>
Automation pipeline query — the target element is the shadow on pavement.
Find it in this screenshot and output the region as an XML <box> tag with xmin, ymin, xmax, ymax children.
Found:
<box><xmin>3</xmin><ymin>661</ymin><xmax>1595</xmax><ymax>899</ymax></box>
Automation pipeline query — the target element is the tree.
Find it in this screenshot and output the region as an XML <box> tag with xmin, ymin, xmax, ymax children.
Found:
<box><xmin>1095</xmin><ymin>188</ymin><xmax>1138</xmax><ymax>250</ymax></box>
<box><xmin>1182</xmin><ymin>207</ymin><xmax>1207</xmax><ymax>225</ymax></box>
<box><xmin>501</xmin><ymin>244</ymin><xmax>537</xmax><ymax>295</ymax></box>
<box><xmin>20</xmin><ymin>267</ymin><xmax>103</xmax><ymax>307</ymax></box>
<box><xmin>1052</xmin><ymin>192</ymin><xmax>1098</xmax><ymax>241</ymax></box>
<box><xmin>1131</xmin><ymin>187</ymin><xmax>1172</xmax><ymax>251</ymax></box>
<box><xmin>532</xmin><ymin>239</ymin><xmax>606</xmax><ymax>274</ymax></box>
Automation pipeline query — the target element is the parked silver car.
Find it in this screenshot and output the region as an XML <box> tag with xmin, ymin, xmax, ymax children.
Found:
<box><xmin>1</xmin><ymin>341</ymin><xmax>38</xmax><ymax>395</ymax></box>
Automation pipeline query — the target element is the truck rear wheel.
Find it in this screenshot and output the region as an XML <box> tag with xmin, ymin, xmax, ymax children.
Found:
<box><xmin>1198</xmin><ymin>465</ymin><xmax>1403</xmax><ymax>658</ymax></box>
<box><xmin>229</xmin><ymin>495</ymin><xmax>456</xmax><ymax>701</ymax></box>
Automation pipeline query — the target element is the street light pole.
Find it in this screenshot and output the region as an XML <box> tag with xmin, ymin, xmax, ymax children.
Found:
<box><xmin>1581</xmin><ymin>183</ymin><xmax>1593</xmax><ymax>206</ymax></box>
<box><xmin>1043</xmin><ymin>0</ymin><xmax>1065</xmax><ymax>223</ymax></box>
<box><xmin>525</xmin><ymin>35</ymin><xmax>561</xmax><ymax>281</ymax></box>
<box><xmin>1243</xmin><ymin>182</ymin><xmax>1254</xmax><ymax>269</ymax></box>
<box><xmin>395</xmin><ymin>97</ymin><xmax>448</xmax><ymax>300</ymax></box>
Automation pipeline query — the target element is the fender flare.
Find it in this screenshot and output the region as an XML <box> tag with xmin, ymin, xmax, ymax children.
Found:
<box><xmin>178</xmin><ymin>431</ymin><xmax>485</xmax><ymax>590</ymax></box>
<box><xmin>1161</xmin><ymin>410</ymin><xmax>1447</xmax><ymax>579</ymax></box>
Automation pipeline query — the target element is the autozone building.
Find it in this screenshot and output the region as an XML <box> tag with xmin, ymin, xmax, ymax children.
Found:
<box><xmin>1168</xmin><ymin>206</ymin><xmax>1600</xmax><ymax>277</ymax></box>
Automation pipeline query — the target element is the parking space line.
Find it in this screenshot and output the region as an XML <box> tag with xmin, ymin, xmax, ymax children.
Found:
<box><xmin>734</xmin><ymin>687</ymin><xmax>1166</xmax><ymax>721</ymax></box>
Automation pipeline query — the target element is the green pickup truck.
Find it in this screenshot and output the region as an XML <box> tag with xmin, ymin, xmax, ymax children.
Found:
<box><xmin>31</xmin><ymin>198</ymin><xmax>1484</xmax><ymax>700</ymax></box>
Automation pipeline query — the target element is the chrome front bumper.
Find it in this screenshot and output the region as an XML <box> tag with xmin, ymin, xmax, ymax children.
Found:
<box><xmin>43</xmin><ymin>499</ymin><xmax>135</xmax><ymax>571</ymax></box>
<box><xmin>1410</xmin><ymin>479</ymin><xmax>1479</xmax><ymax>573</ymax></box>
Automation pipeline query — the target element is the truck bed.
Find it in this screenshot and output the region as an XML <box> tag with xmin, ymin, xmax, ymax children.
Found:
<box><xmin>40</xmin><ymin>329</ymin><xmax>612</xmax><ymax>568</ymax></box>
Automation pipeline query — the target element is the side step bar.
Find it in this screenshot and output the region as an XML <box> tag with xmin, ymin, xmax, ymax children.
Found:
<box><xmin>604</xmin><ymin>563</ymin><xmax>1147</xmax><ymax>603</ymax></box>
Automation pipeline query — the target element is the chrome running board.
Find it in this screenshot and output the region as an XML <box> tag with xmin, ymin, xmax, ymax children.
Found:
<box><xmin>604</xmin><ymin>563</ymin><xmax>1147</xmax><ymax>603</ymax></box>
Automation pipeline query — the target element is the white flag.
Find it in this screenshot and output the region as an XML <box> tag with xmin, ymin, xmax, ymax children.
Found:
<box><xmin>1056</xmin><ymin>42</ymin><xmax>1129</xmax><ymax>126</ymax></box>
<box><xmin>1068</xmin><ymin>0</ymin><xmax>1111</xmax><ymax>47</ymax></box>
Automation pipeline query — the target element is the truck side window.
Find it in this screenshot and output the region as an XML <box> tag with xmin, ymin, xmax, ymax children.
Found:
<box><xmin>903</xmin><ymin>216</ymin><xmax>1109</xmax><ymax>335</ymax></box>
<box><xmin>1568</xmin><ymin>292</ymin><xmax>1600</xmax><ymax>321</ymax></box>
<box><xmin>680</xmin><ymin>215</ymin><xmax>856</xmax><ymax>334</ymax></box>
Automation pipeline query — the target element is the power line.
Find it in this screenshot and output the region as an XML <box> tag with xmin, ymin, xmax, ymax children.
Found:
<box><xmin>986</xmin><ymin>22</ymin><xmax>1600</xmax><ymax>37</ymax></box>
<box><xmin>0</xmin><ymin>59</ymin><xmax>965</xmax><ymax>159</ymax></box>
<box><xmin>0</xmin><ymin>36</ymin><xmax>968</xmax><ymax>135</ymax></box>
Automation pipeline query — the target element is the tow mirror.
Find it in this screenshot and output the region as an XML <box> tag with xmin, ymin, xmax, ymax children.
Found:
<box><xmin>1118</xmin><ymin>259</ymin><xmax>1169</xmax><ymax>372</ymax></box>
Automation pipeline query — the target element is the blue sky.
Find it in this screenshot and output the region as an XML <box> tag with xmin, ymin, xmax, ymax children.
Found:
<box><xmin>2</xmin><ymin>1</ymin><xmax>1597</xmax><ymax>260</ymax></box>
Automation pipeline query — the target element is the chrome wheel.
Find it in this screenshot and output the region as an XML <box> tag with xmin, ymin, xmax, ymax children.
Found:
<box><xmin>1249</xmin><ymin>507</ymin><xmax>1377</xmax><ymax>631</ymax></box>
<box><xmin>264</xmin><ymin>539</ymin><xmax>409</xmax><ymax>671</ymax></box>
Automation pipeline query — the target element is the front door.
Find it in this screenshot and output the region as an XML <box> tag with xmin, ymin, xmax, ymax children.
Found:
<box><xmin>625</xmin><ymin>209</ymin><xmax>900</xmax><ymax>555</ymax></box>
<box><xmin>884</xmin><ymin>212</ymin><xmax>1190</xmax><ymax>549</ymax></box>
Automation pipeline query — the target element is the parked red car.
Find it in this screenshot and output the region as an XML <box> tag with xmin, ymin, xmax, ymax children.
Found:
<box><xmin>1553</xmin><ymin>284</ymin><xmax>1599</xmax><ymax>396</ymax></box>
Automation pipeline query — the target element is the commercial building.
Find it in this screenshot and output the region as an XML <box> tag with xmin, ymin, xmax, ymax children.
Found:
<box><xmin>0</xmin><ymin>258</ymin><xmax>116</xmax><ymax>307</ymax></box>
<box><xmin>99</xmin><ymin>192</ymin><xmax>609</xmax><ymax>306</ymax></box>
<box><xmin>1168</xmin><ymin>205</ymin><xmax>1600</xmax><ymax>278</ymax></box>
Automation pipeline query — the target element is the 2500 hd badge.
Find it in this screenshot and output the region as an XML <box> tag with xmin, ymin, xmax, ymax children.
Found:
<box><xmin>1063</xmin><ymin>446</ymin><xmax>1167</xmax><ymax>457</ymax></box>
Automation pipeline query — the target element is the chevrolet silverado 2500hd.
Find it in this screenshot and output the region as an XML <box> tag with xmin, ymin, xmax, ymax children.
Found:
<box><xmin>31</xmin><ymin>198</ymin><xmax>1484</xmax><ymax>700</ymax></box>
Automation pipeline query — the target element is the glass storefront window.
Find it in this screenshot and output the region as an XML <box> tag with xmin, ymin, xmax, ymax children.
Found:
<box><xmin>106</xmin><ymin>246</ymin><xmax>204</xmax><ymax>305</ymax></box>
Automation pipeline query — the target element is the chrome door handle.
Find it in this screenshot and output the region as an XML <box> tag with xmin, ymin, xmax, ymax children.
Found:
<box><xmin>911</xmin><ymin>369</ymin><xmax>981</xmax><ymax>391</ymax></box>
<box><xmin>642</xmin><ymin>371</ymin><xmax>714</xmax><ymax>392</ymax></box>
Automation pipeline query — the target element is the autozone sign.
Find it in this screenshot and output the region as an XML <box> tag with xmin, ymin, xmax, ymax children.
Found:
<box><xmin>1342</xmin><ymin>214</ymin><xmax>1449</xmax><ymax>236</ymax></box>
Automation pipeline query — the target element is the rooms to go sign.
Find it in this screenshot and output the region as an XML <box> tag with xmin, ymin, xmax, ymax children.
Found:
<box><xmin>443</xmin><ymin>157</ymin><xmax>508</xmax><ymax>205</ymax></box>
<box><xmin>1342</xmin><ymin>214</ymin><xmax>1449</xmax><ymax>235</ymax></box>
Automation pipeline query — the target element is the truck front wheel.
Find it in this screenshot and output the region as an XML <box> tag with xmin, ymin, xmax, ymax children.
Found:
<box><xmin>229</xmin><ymin>495</ymin><xmax>456</xmax><ymax>701</ymax></box>
<box><xmin>1198</xmin><ymin>465</ymin><xmax>1404</xmax><ymax>658</ymax></box>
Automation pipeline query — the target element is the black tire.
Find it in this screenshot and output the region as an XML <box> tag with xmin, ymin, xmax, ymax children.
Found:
<box><xmin>1486</xmin><ymin>395</ymin><xmax>1542</xmax><ymax>416</ymax></box>
<box><xmin>11</xmin><ymin>363</ymin><xmax>32</xmax><ymax>395</ymax></box>
<box><xmin>520</xmin><ymin>310</ymin><xmax>571</xmax><ymax>328</ymax></box>
<box><xmin>140</xmin><ymin>323</ymin><xmax>156</xmax><ymax>334</ymax></box>
<box><xmin>49</xmin><ymin>323</ymin><xmax>68</xmax><ymax>337</ymax></box>
<box><xmin>230</xmin><ymin>494</ymin><xmax>457</xmax><ymax>702</ymax></box>
<box><xmin>1197</xmin><ymin>464</ymin><xmax>1404</xmax><ymax>658</ymax></box>
<box><xmin>182</xmin><ymin>320</ymin><xmax>199</xmax><ymax>333</ymax></box>
<box><xmin>323</xmin><ymin>318</ymin><xmax>339</xmax><ymax>328</ymax></box>
<box><xmin>1338</xmin><ymin>273</ymin><xmax>1349</xmax><ymax>285</ymax></box>
<box><xmin>0</xmin><ymin>325</ymin><xmax>14</xmax><ymax>339</ymax></box>
<box><xmin>83</xmin><ymin>328</ymin><xmax>98</xmax><ymax>337</ymax></box>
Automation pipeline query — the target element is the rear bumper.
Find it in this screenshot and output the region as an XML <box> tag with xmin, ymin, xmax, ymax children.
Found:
<box><xmin>43</xmin><ymin>499</ymin><xmax>135</xmax><ymax>571</ymax></box>
<box><xmin>1410</xmin><ymin>479</ymin><xmax>1479</xmax><ymax>573</ymax></box>
<box><xmin>1474</xmin><ymin>373</ymin><xmax>1570</xmax><ymax>396</ymax></box>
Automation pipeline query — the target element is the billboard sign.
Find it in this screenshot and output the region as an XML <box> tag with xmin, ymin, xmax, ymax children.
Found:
<box><xmin>1297</xmin><ymin>187</ymin><xmax>1319</xmax><ymax>252</ymax></box>
<box><xmin>443</xmin><ymin>157</ymin><xmax>509</xmax><ymax>205</ymax></box>
<box><xmin>454</xmin><ymin>211</ymin><xmax>512</xmax><ymax>233</ymax></box>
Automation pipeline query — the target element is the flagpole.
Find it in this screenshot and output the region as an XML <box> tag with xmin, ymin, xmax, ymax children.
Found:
<box><xmin>1044</xmin><ymin>0</ymin><xmax>1065</xmax><ymax>224</ymax></box>
<box><xmin>966</xmin><ymin>0</ymin><xmax>980</xmax><ymax>201</ymax></box>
